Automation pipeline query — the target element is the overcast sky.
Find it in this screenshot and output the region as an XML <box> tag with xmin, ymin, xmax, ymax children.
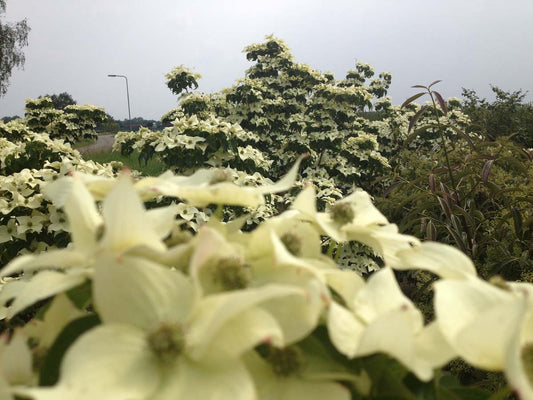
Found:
<box><xmin>1</xmin><ymin>0</ymin><xmax>532</xmax><ymax>120</ymax></box>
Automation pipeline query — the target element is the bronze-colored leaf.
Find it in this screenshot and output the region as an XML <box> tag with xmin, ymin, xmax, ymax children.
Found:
<box><xmin>407</xmin><ymin>105</ymin><xmax>428</xmax><ymax>133</ymax></box>
<box><xmin>438</xmin><ymin>196</ymin><xmax>452</xmax><ymax>218</ymax></box>
<box><xmin>481</xmin><ymin>159</ymin><xmax>494</xmax><ymax>184</ymax></box>
<box><xmin>411</xmin><ymin>85</ymin><xmax>427</xmax><ymax>89</ymax></box>
<box><xmin>448</xmin><ymin>125</ymin><xmax>477</xmax><ymax>150</ymax></box>
<box><xmin>432</xmin><ymin>91</ymin><xmax>448</xmax><ymax>115</ymax></box>
<box><xmin>521</xmin><ymin>148</ymin><xmax>533</xmax><ymax>163</ymax></box>
<box><xmin>428</xmin><ymin>80</ymin><xmax>442</xmax><ymax>88</ymax></box>
<box><xmin>401</xmin><ymin>92</ymin><xmax>425</xmax><ymax>108</ymax></box>
<box><xmin>429</xmin><ymin>173</ymin><xmax>436</xmax><ymax>193</ymax></box>
<box><xmin>426</xmin><ymin>219</ymin><xmax>437</xmax><ymax>241</ymax></box>
<box><xmin>440</xmin><ymin>182</ymin><xmax>451</xmax><ymax>195</ymax></box>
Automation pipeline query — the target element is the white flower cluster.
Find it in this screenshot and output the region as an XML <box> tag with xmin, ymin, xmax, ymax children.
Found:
<box><xmin>114</xmin><ymin>114</ymin><xmax>272</xmax><ymax>175</ymax></box>
<box><xmin>372</xmin><ymin>100</ymin><xmax>475</xmax><ymax>157</ymax></box>
<box><xmin>0</xmin><ymin>158</ymin><xmax>119</xmax><ymax>265</ymax></box>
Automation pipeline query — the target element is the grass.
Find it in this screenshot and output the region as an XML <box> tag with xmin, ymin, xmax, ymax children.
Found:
<box><xmin>72</xmin><ymin>138</ymin><xmax>97</xmax><ymax>149</ymax></box>
<box><xmin>83</xmin><ymin>150</ymin><xmax>167</xmax><ymax>176</ymax></box>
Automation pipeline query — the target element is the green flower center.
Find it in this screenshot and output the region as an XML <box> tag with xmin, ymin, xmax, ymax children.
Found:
<box><xmin>266</xmin><ymin>346</ymin><xmax>305</xmax><ymax>377</ymax></box>
<box><xmin>330</xmin><ymin>202</ymin><xmax>354</xmax><ymax>225</ymax></box>
<box><xmin>280</xmin><ymin>233</ymin><xmax>302</xmax><ymax>256</ymax></box>
<box><xmin>147</xmin><ymin>323</ymin><xmax>186</xmax><ymax>364</ymax></box>
<box><xmin>213</xmin><ymin>257</ymin><xmax>250</xmax><ymax>290</ymax></box>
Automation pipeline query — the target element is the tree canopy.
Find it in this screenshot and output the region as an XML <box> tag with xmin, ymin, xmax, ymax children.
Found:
<box><xmin>0</xmin><ymin>0</ymin><xmax>30</xmax><ymax>96</ymax></box>
<box><xmin>39</xmin><ymin>92</ymin><xmax>77</xmax><ymax>110</ymax></box>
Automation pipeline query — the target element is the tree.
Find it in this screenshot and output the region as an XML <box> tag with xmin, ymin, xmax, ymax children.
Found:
<box><xmin>157</xmin><ymin>36</ymin><xmax>391</xmax><ymax>193</ymax></box>
<box><xmin>461</xmin><ymin>86</ymin><xmax>533</xmax><ymax>147</ymax></box>
<box><xmin>0</xmin><ymin>0</ymin><xmax>30</xmax><ymax>96</ymax></box>
<box><xmin>39</xmin><ymin>92</ymin><xmax>77</xmax><ymax>110</ymax></box>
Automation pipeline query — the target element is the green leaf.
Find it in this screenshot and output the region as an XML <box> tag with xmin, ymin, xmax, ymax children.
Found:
<box><xmin>358</xmin><ymin>355</ymin><xmax>418</xmax><ymax>400</ymax></box>
<box><xmin>66</xmin><ymin>280</ymin><xmax>92</xmax><ymax>310</ymax></box>
<box><xmin>446</xmin><ymin>387</ymin><xmax>492</xmax><ymax>400</ymax></box>
<box><xmin>39</xmin><ymin>313</ymin><xmax>101</xmax><ymax>386</ymax></box>
<box><xmin>404</xmin><ymin>372</ymin><xmax>493</xmax><ymax>400</ymax></box>
<box><xmin>486</xmin><ymin>386</ymin><xmax>513</xmax><ymax>400</ymax></box>
<box><xmin>402</xmin><ymin>92</ymin><xmax>426</xmax><ymax>108</ymax></box>
<box><xmin>512</xmin><ymin>206</ymin><xmax>524</xmax><ymax>239</ymax></box>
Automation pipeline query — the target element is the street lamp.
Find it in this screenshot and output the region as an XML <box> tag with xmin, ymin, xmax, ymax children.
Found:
<box><xmin>107</xmin><ymin>74</ymin><xmax>132</xmax><ymax>130</ymax></box>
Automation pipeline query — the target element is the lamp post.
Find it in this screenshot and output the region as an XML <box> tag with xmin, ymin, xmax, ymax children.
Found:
<box><xmin>107</xmin><ymin>74</ymin><xmax>132</xmax><ymax>130</ymax></box>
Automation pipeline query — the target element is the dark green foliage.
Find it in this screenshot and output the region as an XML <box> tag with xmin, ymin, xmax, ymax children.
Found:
<box><xmin>39</xmin><ymin>314</ymin><xmax>101</xmax><ymax>386</ymax></box>
<box><xmin>461</xmin><ymin>86</ymin><xmax>533</xmax><ymax>148</ymax></box>
<box><xmin>3</xmin><ymin>140</ymin><xmax>61</xmax><ymax>174</ymax></box>
<box><xmin>24</xmin><ymin>97</ymin><xmax>108</xmax><ymax>143</ymax></box>
<box><xmin>166</xmin><ymin>65</ymin><xmax>201</xmax><ymax>96</ymax></box>
<box><xmin>39</xmin><ymin>92</ymin><xmax>77</xmax><ymax>110</ymax></box>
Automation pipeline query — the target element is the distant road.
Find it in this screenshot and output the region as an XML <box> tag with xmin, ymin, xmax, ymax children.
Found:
<box><xmin>78</xmin><ymin>134</ymin><xmax>115</xmax><ymax>154</ymax></box>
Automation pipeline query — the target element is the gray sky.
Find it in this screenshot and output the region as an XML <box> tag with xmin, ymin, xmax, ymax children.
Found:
<box><xmin>1</xmin><ymin>0</ymin><xmax>532</xmax><ymax>120</ymax></box>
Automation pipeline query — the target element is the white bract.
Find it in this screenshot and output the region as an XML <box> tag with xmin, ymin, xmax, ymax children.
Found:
<box><xmin>0</xmin><ymin>173</ymin><xmax>178</xmax><ymax>318</ymax></box>
<box><xmin>327</xmin><ymin>267</ymin><xmax>455</xmax><ymax>381</ymax></box>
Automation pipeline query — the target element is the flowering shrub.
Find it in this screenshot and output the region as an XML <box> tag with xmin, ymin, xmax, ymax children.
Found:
<box><xmin>25</xmin><ymin>97</ymin><xmax>107</xmax><ymax>143</ymax></box>
<box><xmin>114</xmin><ymin>113</ymin><xmax>272</xmax><ymax>176</ymax></box>
<box><xmin>0</xmin><ymin>120</ymin><xmax>80</xmax><ymax>175</ymax></box>
<box><xmin>0</xmin><ymin>158</ymin><xmax>121</xmax><ymax>267</ymax></box>
<box><xmin>115</xmin><ymin>36</ymin><xmax>391</xmax><ymax>195</ymax></box>
<box><xmin>0</xmin><ymin>158</ymin><xmax>531</xmax><ymax>399</ymax></box>
<box><xmin>0</xmin><ymin>117</ymin><xmax>123</xmax><ymax>266</ymax></box>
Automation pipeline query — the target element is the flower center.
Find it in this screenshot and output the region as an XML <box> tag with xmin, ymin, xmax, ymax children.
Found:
<box><xmin>266</xmin><ymin>345</ymin><xmax>304</xmax><ymax>377</ymax></box>
<box><xmin>213</xmin><ymin>257</ymin><xmax>250</xmax><ymax>290</ymax></box>
<box><xmin>330</xmin><ymin>202</ymin><xmax>354</xmax><ymax>225</ymax></box>
<box><xmin>280</xmin><ymin>233</ymin><xmax>302</xmax><ymax>256</ymax></box>
<box><xmin>147</xmin><ymin>323</ymin><xmax>186</xmax><ymax>363</ymax></box>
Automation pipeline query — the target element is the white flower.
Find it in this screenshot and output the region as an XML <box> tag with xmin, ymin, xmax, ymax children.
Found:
<box><xmin>327</xmin><ymin>267</ymin><xmax>455</xmax><ymax>381</ymax></box>
<box><xmin>0</xmin><ymin>173</ymin><xmax>179</xmax><ymax>318</ymax></box>
<box><xmin>15</xmin><ymin>255</ymin><xmax>303</xmax><ymax>400</ymax></box>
